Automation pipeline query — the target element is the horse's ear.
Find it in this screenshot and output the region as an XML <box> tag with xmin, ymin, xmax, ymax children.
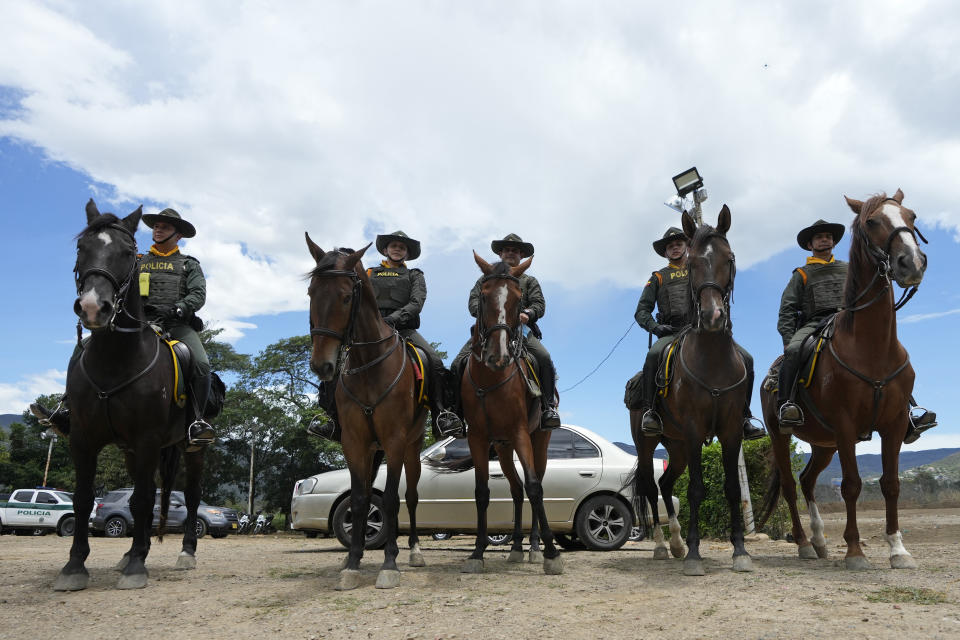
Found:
<box><xmin>512</xmin><ymin>256</ymin><xmax>533</xmax><ymax>277</ymax></box>
<box><xmin>681</xmin><ymin>211</ymin><xmax>697</xmax><ymax>239</ymax></box>
<box><xmin>892</xmin><ymin>188</ymin><xmax>904</xmax><ymax>204</ymax></box>
<box><xmin>121</xmin><ymin>206</ymin><xmax>143</xmax><ymax>234</ymax></box>
<box><xmin>344</xmin><ymin>242</ymin><xmax>371</xmax><ymax>271</ymax></box>
<box><xmin>86</xmin><ymin>198</ymin><xmax>101</xmax><ymax>223</ymax></box>
<box><xmin>473</xmin><ymin>250</ymin><xmax>494</xmax><ymax>275</ymax></box>
<box><xmin>716</xmin><ymin>205</ymin><xmax>731</xmax><ymax>235</ymax></box>
<box><xmin>844</xmin><ymin>196</ymin><xmax>863</xmax><ymax>215</ymax></box>
<box><xmin>305</xmin><ymin>232</ymin><xmax>325</xmax><ymax>264</ymax></box>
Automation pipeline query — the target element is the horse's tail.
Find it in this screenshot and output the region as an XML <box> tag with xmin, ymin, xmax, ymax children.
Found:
<box><xmin>626</xmin><ymin>461</ymin><xmax>653</xmax><ymax>540</ymax></box>
<box><xmin>756</xmin><ymin>462</ymin><xmax>781</xmax><ymax>529</ymax></box>
<box><xmin>156</xmin><ymin>444</ymin><xmax>182</xmax><ymax>542</ymax></box>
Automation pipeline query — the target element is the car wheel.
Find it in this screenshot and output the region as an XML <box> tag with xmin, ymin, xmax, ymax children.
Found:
<box><xmin>105</xmin><ymin>516</ymin><xmax>128</xmax><ymax>538</ymax></box>
<box><xmin>554</xmin><ymin>532</ymin><xmax>586</xmax><ymax>551</ymax></box>
<box><xmin>575</xmin><ymin>495</ymin><xmax>632</xmax><ymax>551</ymax></box>
<box><xmin>487</xmin><ymin>533</ymin><xmax>511</xmax><ymax>545</ymax></box>
<box><xmin>431</xmin><ymin>532</ymin><xmax>452</xmax><ymax>541</ymax></box>
<box><xmin>629</xmin><ymin>525</ymin><xmax>645</xmax><ymax>542</ymax></box>
<box><xmin>332</xmin><ymin>495</ymin><xmax>388</xmax><ymax>550</ymax></box>
<box><xmin>57</xmin><ymin>516</ymin><xmax>76</xmax><ymax>537</ymax></box>
<box><xmin>194</xmin><ymin>518</ymin><xmax>208</xmax><ymax>539</ymax></box>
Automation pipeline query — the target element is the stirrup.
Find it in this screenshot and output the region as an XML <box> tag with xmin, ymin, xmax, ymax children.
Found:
<box><xmin>436</xmin><ymin>410</ymin><xmax>466</xmax><ymax>438</ymax></box>
<box><xmin>904</xmin><ymin>407</ymin><xmax>937</xmax><ymax>444</ymax></box>
<box><xmin>305</xmin><ymin>415</ymin><xmax>338</xmax><ymax>441</ymax></box>
<box><xmin>30</xmin><ymin>402</ymin><xmax>57</xmax><ymax>427</ymax></box>
<box><xmin>30</xmin><ymin>402</ymin><xmax>70</xmax><ymax>436</ymax></box>
<box><xmin>640</xmin><ymin>409</ymin><xmax>663</xmax><ymax>436</ymax></box>
<box><xmin>777</xmin><ymin>402</ymin><xmax>803</xmax><ymax>432</ymax></box>
<box><xmin>187</xmin><ymin>420</ymin><xmax>215</xmax><ymax>447</ymax></box>
<box><xmin>742</xmin><ymin>416</ymin><xmax>767</xmax><ymax>441</ymax></box>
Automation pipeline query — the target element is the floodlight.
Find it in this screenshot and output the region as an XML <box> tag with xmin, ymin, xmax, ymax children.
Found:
<box><xmin>672</xmin><ymin>167</ymin><xmax>703</xmax><ymax>198</ymax></box>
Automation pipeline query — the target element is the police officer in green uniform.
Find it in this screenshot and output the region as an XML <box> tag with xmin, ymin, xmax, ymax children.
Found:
<box><xmin>306</xmin><ymin>231</ymin><xmax>463</xmax><ymax>440</ymax></box>
<box><xmin>450</xmin><ymin>233</ymin><xmax>561</xmax><ymax>431</ymax></box>
<box><xmin>776</xmin><ymin>219</ymin><xmax>937</xmax><ymax>441</ymax></box>
<box><xmin>31</xmin><ymin>208</ymin><xmax>215</xmax><ymax>448</ymax></box>
<box><xmin>635</xmin><ymin>227</ymin><xmax>765</xmax><ymax>440</ymax></box>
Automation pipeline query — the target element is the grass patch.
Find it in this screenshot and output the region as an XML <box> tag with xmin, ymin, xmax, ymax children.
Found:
<box><xmin>866</xmin><ymin>587</ymin><xmax>949</xmax><ymax>605</ymax></box>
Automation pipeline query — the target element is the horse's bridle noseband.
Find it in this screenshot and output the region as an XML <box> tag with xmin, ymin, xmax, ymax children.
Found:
<box><xmin>74</xmin><ymin>223</ymin><xmax>143</xmax><ymax>334</ymax></box>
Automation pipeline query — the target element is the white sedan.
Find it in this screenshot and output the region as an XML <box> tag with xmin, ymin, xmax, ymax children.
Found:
<box><xmin>291</xmin><ymin>424</ymin><xmax>678</xmax><ymax>551</ymax></box>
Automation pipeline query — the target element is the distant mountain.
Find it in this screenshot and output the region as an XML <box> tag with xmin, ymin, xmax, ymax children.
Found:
<box><xmin>1</xmin><ymin>413</ymin><xmax>23</xmax><ymax>432</ymax></box>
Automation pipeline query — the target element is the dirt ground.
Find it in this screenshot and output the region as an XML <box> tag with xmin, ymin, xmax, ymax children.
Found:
<box><xmin>2</xmin><ymin>508</ymin><xmax>960</xmax><ymax>640</ymax></box>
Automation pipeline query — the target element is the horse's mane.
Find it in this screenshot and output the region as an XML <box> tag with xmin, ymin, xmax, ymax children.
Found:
<box><xmin>306</xmin><ymin>247</ymin><xmax>357</xmax><ymax>280</ymax></box>
<box><xmin>839</xmin><ymin>192</ymin><xmax>886</xmax><ymax>331</ymax></box>
<box><xmin>688</xmin><ymin>222</ymin><xmax>725</xmax><ymax>252</ymax></box>
<box><xmin>489</xmin><ymin>261</ymin><xmax>512</xmax><ymax>276</ymax></box>
<box><xmin>75</xmin><ymin>213</ymin><xmax>121</xmax><ymax>240</ymax></box>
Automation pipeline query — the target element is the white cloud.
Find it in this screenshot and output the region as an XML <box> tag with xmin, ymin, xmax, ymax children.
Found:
<box><xmin>0</xmin><ymin>369</ymin><xmax>67</xmax><ymax>414</ymax></box>
<box><xmin>900</xmin><ymin>308</ymin><xmax>960</xmax><ymax>324</ymax></box>
<box><xmin>1</xmin><ymin>1</ymin><xmax>959</xmax><ymax>337</ymax></box>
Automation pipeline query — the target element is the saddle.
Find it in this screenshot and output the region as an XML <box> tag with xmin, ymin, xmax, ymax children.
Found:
<box><xmin>155</xmin><ymin>329</ymin><xmax>225</xmax><ymax>419</ymax></box>
<box><xmin>654</xmin><ymin>331</ymin><xmax>687</xmax><ymax>399</ymax></box>
<box><xmin>763</xmin><ymin>314</ymin><xmax>837</xmax><ymax>394</ymax></box>
<box><xmin>403</xmin><ymin>340</ymin><xmax>429</xmax><ymax>406</ymax></box>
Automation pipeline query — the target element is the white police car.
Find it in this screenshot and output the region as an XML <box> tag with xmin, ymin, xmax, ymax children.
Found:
<box><xmin>0</xmin><ymin>488</ymin><xmax>75</xmax><ymax>536</ymax></box>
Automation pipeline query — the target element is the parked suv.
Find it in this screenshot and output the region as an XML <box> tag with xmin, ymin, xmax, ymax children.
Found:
<box><xmin>89</xmin><ymin>488</ymin><xmax>239</xmax><ymax>538</ymax></box>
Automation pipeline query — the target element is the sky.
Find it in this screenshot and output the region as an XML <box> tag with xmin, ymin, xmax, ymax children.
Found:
<box><xmin>1</xmin><ymin>1</ymin><xmax>959</xmax><ymax>456</ymax></box>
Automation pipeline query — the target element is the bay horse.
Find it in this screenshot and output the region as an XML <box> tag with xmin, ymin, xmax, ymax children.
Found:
<box><xmin>758</xmin><ymin>189</ymin><xmax>927</xmax><ymax>570</ymax></box>
<box><xmin>57</xmin><ymin>199</ymin><xmax>204</xmax><ymax>591</ymax></box>
<box><xmin>630</xmin><ymin>206</ymin><xmax>753</xmax><ymax>576</ymax></box>
<box><xmin>305</xmin><ymin>236</ymin><xmax>429</xmax><ymax>590</ymax></box>
<box><xmin>442</xmin><ymin>253</ymin><xmax>563</xmax><ymax>575</ymax></box>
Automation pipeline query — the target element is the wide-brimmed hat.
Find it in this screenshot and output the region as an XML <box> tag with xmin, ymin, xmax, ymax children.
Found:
<box><xmin>141</xmin><ymin>208</ymin><xmax>196</xmax><ymax>238</ymax></box>
<box><xmin>797</xmin><ymin>219</ymin><xmax>845</xmax><ymax>250</ymax></box>
<box><xmin>490</xmin><ymin>233</ymin><xmax>534</xmax><ymax>257</ymax></box>
<box><xmin>376</xmin><ymin>230</ymin><xmax>421</xmax><ymax>261</ymax></box>
<box><xmin>652</xmin><ymin>227</ymin><xmax>688</xmax><ymax>257</ymax></box>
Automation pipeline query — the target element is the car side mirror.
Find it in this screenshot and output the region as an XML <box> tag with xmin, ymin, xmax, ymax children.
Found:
<box><xmin>170</xmin><ymin>501</ymin><xmax>183</xmax><ymax>508</ymax></box>
<box><xmin>426</xmin><ymin>447</ymin><xmax>446</xmax><ymax>462</ymax></box>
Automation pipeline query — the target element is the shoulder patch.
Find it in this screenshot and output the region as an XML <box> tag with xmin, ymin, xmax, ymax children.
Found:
<box><xmin>654</xmin><ymin>272</ymin><xmax>663</xmax><ymax>286</ymax></box>
<box><xmin>792</xmin><ymin>267</ymin><xmax>807</xmax><ymax>285</ymax></box>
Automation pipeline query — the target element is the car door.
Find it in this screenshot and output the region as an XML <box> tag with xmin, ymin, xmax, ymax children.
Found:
<box><xmin>6</xmin><ymin>490</ymin><xmax>36</xmax><ymax>526</ymax></box>
<box><xmin>33</xmin><ymin>491</ymin><xmax>60</xmax><ymax>529</ymax></box>
<box><xmin>533</xmin><ymin>428</ymin><xmax>603</xmax><ymax>524</ymax></box>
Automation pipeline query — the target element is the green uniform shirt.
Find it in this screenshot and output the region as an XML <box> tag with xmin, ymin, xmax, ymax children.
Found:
<box><xmin>777</xmin><ymin>257</ymin><xmax>848</xmax><ymax>347</ymax></box>
<box><xmin>367</xmin><ymin>261</ymin><xmax>427</xmax><ymax>330</ymax></box>
<box><xmin>468</xmin><ymin>273</ymin><xmax>545</xmax><ymax>321</ymax></box>
<box><xmin>634</xmin><ymin>264</ymin><xmax>689</xmax><ymax>333</ymax></box>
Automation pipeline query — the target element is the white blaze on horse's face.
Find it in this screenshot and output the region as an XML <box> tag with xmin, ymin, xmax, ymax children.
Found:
<box><xmin>881</xmin><ymin>202</ymin><xmax>926</xmax><ymax>285</ymax></box>
<box><xmin>97</xmin><ymin>231</ymin><xmax>112</xmax><ymax>246</ymax></box>
<box><xmin>77</xmin><ymin>286</ymin><xmax>103</xmax><ymax>326</ymax></box>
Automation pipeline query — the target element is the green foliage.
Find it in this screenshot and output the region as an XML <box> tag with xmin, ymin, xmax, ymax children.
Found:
<box><xmin>671</xmin><ymin>438</ymin><xmax>801</xmax><ymax>539</ymax></box>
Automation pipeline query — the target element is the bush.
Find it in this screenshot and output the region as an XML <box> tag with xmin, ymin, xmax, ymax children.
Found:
<box><xmin>670</xmin><ymin>438</ymin><xmax>801</xmax><ymax>539</ymax></box>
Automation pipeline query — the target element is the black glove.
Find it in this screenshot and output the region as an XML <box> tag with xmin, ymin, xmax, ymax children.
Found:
<box><xmin>157</xmin><ymin>304</ymin><xmax>183</xmax><ymax>322</ymax></box>
<box><xmin>652</xmin><ymin>324</ymin><xmax>673</xmax><ymax>338</ymax></box>
<box><xmin>383</xmin><ymin>315</ymin><xmax>398</xmax><ymax>328</ymax></box>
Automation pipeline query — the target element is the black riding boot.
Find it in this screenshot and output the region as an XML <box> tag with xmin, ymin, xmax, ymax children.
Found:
<box><xmin>187</xmin><ymin>373</ymin><xmax>215</xmax><ymax>450</ymax></box>
<box><xmin>30</xmin><ymin>397</ymin><xmax>71</xmax><ymax>437</ymax></box>
<box><xmin>741</xmin><ymin>366</ymin><xmax>766</xmax><ymax>440</ymax></box>
<box><xmin>640</xmin><ymin>351</ymin><xmax>663</xmax><ymax>436</ymax></box>
<box><xmin>776</xmin><ymin>355</ymin><xmax>803</xmax><ymax>431</ymax></box>
<box><xmin>538</xmin><ymin>362</ymin><xmax>561</xmax><ymax>429</ymax></box>
<box><xmin>433</xmin><ymin>366</ymin><xmax>466</xmax><ymax>439</ymax></box>
<box><xmin>306</xmin><ymin>380</ymin><xmax>341</xmax><ymax>442</ymax></box>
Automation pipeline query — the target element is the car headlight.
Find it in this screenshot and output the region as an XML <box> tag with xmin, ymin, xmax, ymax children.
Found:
<box><xmin>298</xmin><ymin>478</ymin><xmax>318</xmax><ymax>495</ymax></box>
<box><xmin>203</xmin><ymin>508</ymin><xmax>222</xmax><ymax>515</ymax></box>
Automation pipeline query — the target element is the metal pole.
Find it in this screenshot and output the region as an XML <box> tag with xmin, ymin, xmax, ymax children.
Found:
<box><xmin>738</xmin><ymin>445</ymin><xmax>755</xmax><ymax>535</ymax></box>
<box><xmin>247</xmin><ymin>439</ymin><xmax>255</xmax><ymax>515</ymax></box>
<box><xmin>43</xmin><ymin>438</ymin><xmax>56</xmax><ymax>487</ymax></box>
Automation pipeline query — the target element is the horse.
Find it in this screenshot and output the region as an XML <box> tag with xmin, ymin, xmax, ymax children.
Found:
<box><xmin>305</xmin><ymin>236</ymin><xmax>430</xmax><ymax>590</ymax></box>
<box><xmin>431</xmin><ymin>253</ymin><xmax>563</xmax><ymax>575</ymax></box>
<box><xmin>630</xmin><ymin>206</ymin><xmax>754</xmax><ymax>576</ymax></box>
<box><xmin>757</xmin><ymin>189</ymin><xmax>927</xmax><ymax>570</ymax></box>
<box><xmin>56</xmin><ymin>199</ymin><xmax>204</xmax><ymax>591</ymax></box>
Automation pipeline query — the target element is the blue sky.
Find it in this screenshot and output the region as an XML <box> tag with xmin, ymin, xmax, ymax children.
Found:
<box><xmin>1</xmin><ymin>1</ymin><xmax>959</xmax><ymax>456</ymax></box>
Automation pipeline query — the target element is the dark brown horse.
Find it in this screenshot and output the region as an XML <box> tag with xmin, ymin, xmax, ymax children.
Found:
<box><xmin>305</xmin><ymin>236</ymin><xmax>429</xmax><ymax>590</ymax></box>
<box><xmin>56</xmin><ymin>200</ymin><xmax>204</xmax><ymax>591</ymax></box>
<box><xmin>631</xmin><ymin>207</ymin><xmax>754</xmax><ymax>575</ymax></box>
<box><xmin>758</xmin><ymin>189</ymin><xmax>927</xmax><ymax>570</ymax></box>
<box><xmin>452</xmin><ymin>253</ymin><xmax>562</xmax><ymax>574</ymax></box>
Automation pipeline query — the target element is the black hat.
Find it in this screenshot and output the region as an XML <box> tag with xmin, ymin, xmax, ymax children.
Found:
<box><xmin>141</xmin><ymin>208</ymin><xmax>196</xmax><ymax>238</ymax></box>
<box><xmin>797</xmin><ymin>219</ymin><xmax>845</xmax><ymax>250</ymax></box>
<box><xmin>490</xmin><ymin>233</ymin><xmax>534</xmax><ymax>257</ymax></box>
<box><xmin>652</xmin><ymin>227</ymin><xmax>688</xmax><ymax>257</ymax></box>
<box><xmin>376</xmin><ymin>230</ymin><xmax>421</xmax><ymax>261</ymax></box>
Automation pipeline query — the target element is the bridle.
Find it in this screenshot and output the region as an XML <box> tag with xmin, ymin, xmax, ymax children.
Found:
<box><xmin>473</xmin><ymin>272</ymin><xmax>523</xmax><ymax>361</ymax></box>
<box><xmin>689</xmin><ymin>233</ymin><xmax>736</xmax><ymax>332</ymax></box>
<box><xmin>308</xmin><ymin>267</ymin><xmax>366</xmax><ymax>346</ymax></box>
<box><xmin>846</xmin><ymin>198</ymin><xmax>928</xmax><ymax>314</ymax></box>
<box><xmin>74</xmin><ymin>223</ymin><xmax>144</xmax><ymax>335</ymax></box>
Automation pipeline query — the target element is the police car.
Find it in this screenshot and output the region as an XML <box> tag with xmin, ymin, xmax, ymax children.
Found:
<box><xmin>0</xmin><ymin>488</ymin><xmax>76</xmax><ymax>536</ymax></box>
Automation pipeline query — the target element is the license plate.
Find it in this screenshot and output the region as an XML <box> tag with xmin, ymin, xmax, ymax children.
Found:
<box><xmin>231</xmin><ymin>523</ymin><xmax>237</xmax><ymax>529</ymax></box>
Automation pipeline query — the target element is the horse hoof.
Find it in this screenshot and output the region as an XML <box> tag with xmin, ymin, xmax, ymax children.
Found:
<box><xmin>670</xmin><ymin>543</ymin><xmax>686</xmax><ymax>559</ymax></box>
<box><xmin>844</xmin><ymin>556</ymin><xmax>872</xmax><ymax>571</ymax></box>
<box><xmin>507</xmin><ymin>550</ymin><xmax>525</xmax><ymax>563</ymax></box>
<box><xmin>175</xmin><ymin>551</ymin><xmax>197</xmax><ymax>570</ymax></box>
<box><xmin>683</xmin><ymin>559</ymin><xmax>705</xmax><ymax>576</ymax></box>
<box><xmin>543</xmin><ymin>556</ymin><xmax>564</xmax><ymax>575</ymax></box>
<box><xmin>409</xmin><ymin>551</ymin><xmax>426</xmax><ymax>567</ymax></box>
<box><xmin>116</xmin><ymin>572</ymin><xmax>148</xmax><ymax>590</ymax></box>
<box><xmin>891</xmin><ymin>554</ymin><xmax>917</xmax><ymax>569</ymax></box>
<box><xmin>461</xmin><ymin>558</ymin><xmax>484</xmax><ymax>574</ymax></box>
<box><xmin>375</xmin><ymin>569</ymin><xmax>401</xmax><ymax>589</ymax></box>
<box><xmin>528</xmin><ymin>550</ymin><xmax>544</xmax><ymax>564</ymax></box>
<box><xmin>813</xmin><ymin>544</ymin><xmax>829</xmax><ymax>559</ymax></box>
<box><xmin>798</xmin><ymin>544</ymin><xmax>819</xmax><ymax>560</ymax></box>
<box><xmin>339</xmin><ymin>556</ymin><xmax>356</xmax><ymax>571</ymax></box>
<box><xmin>336</xmin><ymin>569</ymin><xmax>362</xmax><ymax>590</ymax></box>
<box><xmin>653</xmin><ymin>547</ymin><xmax>669</xmax><ymax>560</ymax></box>
<box><xmin>732</xmin><ymin>555</ymin><xmax>754</xmax><ymax>572</ymax></box>
<box><xmin>114</xmin><ymin>555</ymin><xmax>130</xmax><ymax>571</ymax></box>
<box><xmin>53</xmin><ymin>571</ymin><xmax>89</xmax><ymax>592</ymax></box>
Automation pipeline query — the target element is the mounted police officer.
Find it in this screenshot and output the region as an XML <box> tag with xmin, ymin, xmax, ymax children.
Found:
<box><xmin>31</xmin><ymin>208</ymin><xmax>215</xmax><ymax>449</ymax></box>
<box><xmin>306</xmin><ymin>231</ymin><xmax>463</xmax><ymax>441</ymax></box>
<box><xmin>776</xmin><ymin>219</ymin><xmax>936</xmax><ymax>442</ymax></box>
<box><xmin>635</xmin><ymin>227</ymin><xmax>765</xmax><ymax>440</ymax></box>
<box><xmin>450</xmin><ymin>233</ymin><xmax>561</xmax><ymax>432</ymax></box>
